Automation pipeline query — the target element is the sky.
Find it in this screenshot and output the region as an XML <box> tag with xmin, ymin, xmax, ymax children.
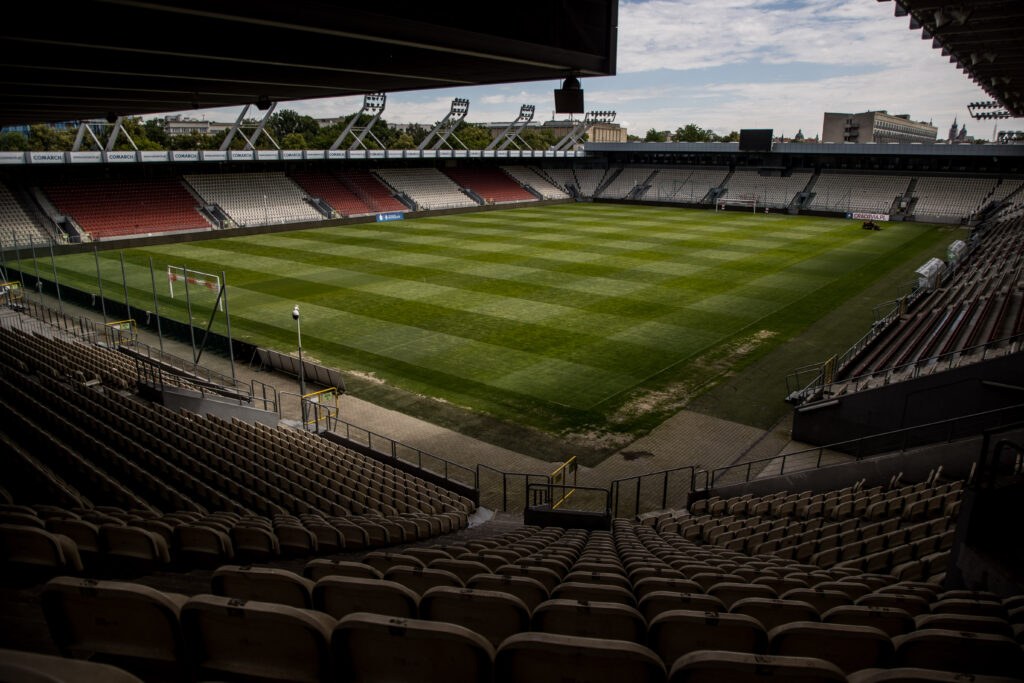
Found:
<box><xmin>171</xmin><ymin>0</ymin><xmax>999</xmax><ymax>141</ymax></box>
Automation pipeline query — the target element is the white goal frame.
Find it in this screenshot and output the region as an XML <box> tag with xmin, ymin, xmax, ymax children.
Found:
<box><xmin>167</xmin><ymin>266</ymin><xmax>223</xmax><ymax>311</ymax></box>
<box><xmin>715</xmin><ymin>197</ymin><xmax>760</xmax><ymax>213</ymax></box>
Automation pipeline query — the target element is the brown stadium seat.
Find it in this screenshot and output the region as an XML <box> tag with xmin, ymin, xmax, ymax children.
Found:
<box><xmin>211</xmin><ymin>565</ymin><xmax>315</xmax><ymax>609</ymax></box>
<box><xmin>384</xmin><ymin>565</ymin><xmax>463</xmax><ymax>596</ymax></box>
<box><xmin>429</xmin><ymin>558</ymin><xmax>492</xmax><ymax>584</ymax></box>
<box><xmin>420</xmin><ymin>586</ymin><xmax>530</xmax><ymax>648</ymax></box>
<box><xmin>821</xmin><ymin>604</ymin><xmax>915</xmax><ymax>637</ymax></box>
<box><xmin>551</xmin><ymin>581</ymin><xmax>635</xmax><ymax>607</ymax></box>
<box><xmin>312</xmin><ymin>575</ymin><xmax>418</xmax><ymax>620</ymax></box>
<box><xmin>768</xmin><ymin>620</ymin><xmax>894</xmax><ymax>674</ymax></box>
<box><xmin>914</xmin><ymin>612</ymin><xmax>1014</xmax><ymax>638</ymax></box>
<box><xmin>333</xmin><ymin>613</ymin><xmax>494</xmax><ymax>683</ymax></box>
<box><xmin>648</xmin><ymin>609</ymin><xmax>768</xmax><ymax>667</ymax></box>
<box><xmin>173</xmin><ymin>523</ymin><xmax>233</xmax><ymax>567</ymax></box>
<box><xmin>856</xmin><ymin>592</ymin><xmax>930</xmax><ymax>617</ymax></box>
<box><xmin>532</xmin><ymin>598</ymin><xmax>646</xmax><ymax>643</ymax></box>
<box><xmin>495</xmin><ymin>632</ymin><xmax>666</xmax><ymax>683</ymax></box>
<box><xmin>0</xmin><ymin>647</ymin><xmax>145</xmax><ymax>682</ymax></box>
<box><xmin>638</xmin><ymin>592</ymin><xmax>728</xmax><ymax>623</ymax></box>
<box><xmin>633</xmin><ymin>577</ymin><xmax>704</xmax><ymax>601</ymax></box>
<box><xmin>303</xmin><ymin>558</ymin><xmax>382</xmax><ymax>582</ymax></box>
<box><xmin>780</xmin><ymin>587</ymin><xmax>851</xmax><ymax>614</ymax></box>
<box><xmin>1</xmin><ymin>524</ymin><xmax>83</xmax><ymax>576</ymax></box>
<box><xmin>731</xmin><ymin>597</ymin><xmax>820</xmax><ymax>632</ymax></box>
<box><xmin>229</xmin><ymin>524</ymin><xmax>279</xmax><ymax>562</ymax></box>
<box><xmin>848</xmin><ymin>667</ymin><xmax>1024</xmax><ymax>682</ymax></box>
<box><xmin>893</xmin><ymin>629</ymin><xmax>1024</xmax><ymax>678</ymax></box>
<box><xmin>707</xmin><ymin>581</ymin><xmax>778</xmax><ymax>609</ymax></box>
<box><xmin>181</xmin><ymin>594</ymin><xmax>334</xmax><ymax>683</ymax></box>
<box><xmin>668</xmin><ymin>650</ymin><xmax>847</xmax><ymax>683</ymax></box>
<box><xmin>363</xmin><ymin>550</ymin><xmax>426</xmax><ymax>574</ymax></box>
<box><xmin>41</xmin><ymin>577</ymin><xmax>186</xmax><ymax>677</ymax></box>
<box><xmin>465</xmin><ymin>573</ymin><xmax>549</xmax><ymax>614</ymax></box>
<box><xmin>98</xmin><ymin>525</ymin><xmax>170</xmax><ymax>574</ymax></box>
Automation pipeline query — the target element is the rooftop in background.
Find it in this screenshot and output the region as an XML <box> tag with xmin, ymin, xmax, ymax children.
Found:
<box><xmin>883</xmin><ymin>0</ymin><xmax>1024</xmax><ymax>117</ymax></box>
<box><xmin>0</xmin><ymin>0</ymin><xmax>617</xmax><ymax>128</ymax></box>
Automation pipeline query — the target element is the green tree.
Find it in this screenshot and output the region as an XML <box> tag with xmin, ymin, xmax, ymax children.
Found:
<box><xmin>0</xmin><ymin>131</ymin><xmax>30</xmax><ymax>151</ymax></box>
<box><xmin>269</xmin><ymin>109</ymin><xmax>319</xmax><ymax>143</ymax></box>
<box><xmin>390</xmin><ymin>132</ymin><xmax>416</xmax><ymax>150</ymax></box>
<box><xmin>519</xmin><ymin>128</ymin><xmax>559</xmax><ymax>150</ymax></box>
<box><xmin>29</xmin><ymin>124</ymin><xmax>66</xmax><ymax>151</ymax></box>
<box><xmin>645</xmin><ymin>128</ymin><xmax>668</xmax><ymax>142</ymax></box>
<box><xmin>674</xmin><ymin>124</ymin><xmax>714</xmax><ymax>142</ymax></box>
<box><xmin>281</xmin><ymin>132</ymin><xmax>309</xmax><ymax>149</ymax></box>
<box><xmin>452</xmin><ymin>122</ymin><xmax>492</xmax><ymax>149</ymax></box>
<box><xmin>719</xmin><ymin>130</ymin><xmax>740</xmax><ymax>143</ymax></box>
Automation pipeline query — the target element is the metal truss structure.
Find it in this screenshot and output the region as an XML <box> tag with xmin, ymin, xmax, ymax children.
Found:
<box><xmin>551</xmin><ymin>111</ymin><xmax>615</xmax><ymax>151</ymax></box>
<box><xmin>330</xmin><ymin>93</ymin><xmax>388</xmax><ymax>151</ymax></box>
<box><xmin>220</xmin><ymin>102</ymin><xmax>279</xmax><ymax>151</ymax></box>
<box><xmin>417</xmin><ymin>98</ymin><xmax>470</xmax><ymax>151</ymax></box>
<box><xmin>485</xmin><ymin>105</ymin><xmax>536</xmax><ymax>151</ymax></box>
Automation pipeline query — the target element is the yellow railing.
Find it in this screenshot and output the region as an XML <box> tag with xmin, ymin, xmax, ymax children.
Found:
<box><xmin>550</xmin><ymin>455</ymin><xmax>578</xmax><ymax>509</ymax></box>
<box><xmin>104</xmin><ymin>319</ymin><xmax>137</xmax><ymax>346</ymax></box>
<box><xmin>302</xmin><ymin>387</ymin><xmax>338</xmax><ymax>427</ymax></box>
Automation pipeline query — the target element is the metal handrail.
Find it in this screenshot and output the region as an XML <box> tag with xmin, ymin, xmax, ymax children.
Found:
<box><xmin>609</xmin><ymin>466</ymin><xmax>707</xmax><ymax>519</ymax></box>
<box><xmin>707</xmin><ymin>403</ymin><xmax>1024</xmax><ymax>487</ymax></box>
<box><xmin>477</xmin><ymin>464</ymin><xmax>550</xmax><ymax>512</ymax></box>
<box><xmin>526</xmin><ymin>482</ymin><xmax>610</xmax><ymax>515</ymax></box>
<box><xmin>329</xmin><ymin>415</ymin><xmax>477</xmax><ymax>489</ymax></box>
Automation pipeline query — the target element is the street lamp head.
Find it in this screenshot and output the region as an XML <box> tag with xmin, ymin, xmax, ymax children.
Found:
<box><xmin>292</xmin><ymin>305</ymin><xmax>300</xmax><ymax>321</ymax></box>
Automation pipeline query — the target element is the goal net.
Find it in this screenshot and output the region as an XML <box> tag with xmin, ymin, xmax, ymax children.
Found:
<box><xmin>167</xmin><ymin>266</ymin><xmax>223</xmax><ymax>311</ymax></box>
<box><xmin>715</xmin><ymin>196</ymin><xmax>760</xmax><ymax>213</ymax></box>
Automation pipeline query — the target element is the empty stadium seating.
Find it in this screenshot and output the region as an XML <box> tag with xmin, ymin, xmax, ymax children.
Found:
<box><xmin>374</xmin><ymin>167</ymin><xmax>478</xmax><ymax>210</ymax></box>
<box><xmin>647</xmin><ymin>167</ymin><xmax>729</xmax><ymax>204</ymax></box>
<box><xmin>183</xmin><ymin>171</ymin><xmax>323</xmax><ymax>226</ymax></box>
<box><xmin>500</xmin><ymin>166</ymin><xmax>570</xmax><ymax>200</ymax></box>
<box><xmin>806</xmin><ymin>173</ymin><xmax>910</xmax><ymax>214</ymax></box>
<box><xmin>721</xmin><ymin>169</ymin><xmax>813</xmax><ymax>208</ymax></box>
<box><xmin>0</xmin><ymin>181</ymin><xmax>51</xmax><ymax>245</ymax></box>
<box><xmin>289</xmin><ymin>171</ymin><xmax>374</xmax><ymax>216</ymax></box>
<box><xmin>443</xmin><ymin>168</ymin><xmax>536</xmax><ymax>204</ymax></box>
<box><xmin>42</xmin><ymin>178</ymin><xmax>212</xmax><ymax>240</ymax></box>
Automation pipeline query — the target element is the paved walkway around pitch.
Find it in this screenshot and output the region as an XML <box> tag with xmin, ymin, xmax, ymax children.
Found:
<box><xmin>18</xmin><ymin>291</ymin><xmax>796</xmax><ymax>513</ymax></box>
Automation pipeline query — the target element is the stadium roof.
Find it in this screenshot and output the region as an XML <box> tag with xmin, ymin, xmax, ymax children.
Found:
<box><xmin>0</xmin><ymin>0</ymin><xmax>617</xmax><ymax>128</ymax></box>
<box><xmin>885</xmin><ymin>0</ymin><xmax>1024</xmax><ymax>117</ymax></box>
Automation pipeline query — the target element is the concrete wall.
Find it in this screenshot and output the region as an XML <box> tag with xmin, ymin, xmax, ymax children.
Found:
<box><xmin>793</xmin><ymin>353</ymin><xmax>1024</xmax><ymax>446</ymax></box>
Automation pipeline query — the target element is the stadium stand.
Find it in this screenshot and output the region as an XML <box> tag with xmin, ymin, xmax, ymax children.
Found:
<box><xmin>910</xmin><ymin>176</ymin><xmax>1024</xmax><ymax>220</ymax></box>
<box><xmin>647</xmin><ymin>167</ymin><xmax>730</xmax><ymax>204</ymax></box>
<box><xmin>373</xmin><ymin>167</ymin><xmax>478</xmax><ymax>210</ymax></box>
<box><xmin>500</xmin><ymin>166</ymin><xmax>570</xmax><ymax>200</ymax></box>
<box><xmin>2</xmin><ymin>289</ymin><xmax>1024</xmax><ymax>681</ymax></box>
<box><xmin>183</xmin><ymin>172</ymin><xmax>323</xmax><ymax>226</ymax></box>
<box><xmin>538</xmin><ymin>168</ymin><xmax>579</xmax><ymax>195</ymax></box>
<box><xmin>443</xmin><ymin>168</ymin><xmax>537</xmax><ymax>204</ymax></box>
<box><xmin>721</xmin><ymin>169</ymin><xmax>814</xmax><ymax>209</ymax></box>
<box><xmin>806</xmin><ymin>173</ymin><xmax>911</xmax><ymax>215</ymax></box>
<box><xmin>41</xmin><ymin>178</ymin><xmax>212</xmax><ymax>240</ymax></box>
<box><xmin>331</xmin><ymin>169</ymin><xmax>407</xmax><ymax>214</ymax></box>
<box><xmin>289</xmin><ymin>171</ymin><xmax>374</xmax><ymax>217</ymax></box>
<box><xmin>597</xmin><ymin>167</ymin><xmax>656</xmax><ymax>200</ymax></box>
<box><xmin>0</xmin><ymin>181</ymin><xmax>51</xmax><ymax>245</ymax></box>
<box><xmin>831</xmin><ymin>216</ymin><xmax>1024</xmax><ymax>394</ymax></box>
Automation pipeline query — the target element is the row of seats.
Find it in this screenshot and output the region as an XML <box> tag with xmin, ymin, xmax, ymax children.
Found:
<box><xmin>837</xmin><ymin>216</ymin><xmax>1024</xmax><ymax>389</ymax></box>
<box><xmin>646</xmin><ymin>168</ymin><xmax>730</xmax><ymax>204</ymax></box>
<box><xmin>721</xmin><ymin>169</ymin><xmax>813</xmax><ymax>208</ymax></box>
<box><xmin>183</xmin><ymin>171</ymin><xmax>323</xmax><ymax>226</ymax></box>
<box><xmin>0</xmin><ymin>181</ymin><xmax>52</xmax><ymax>245</ymax></box>
<box><xmin>806</xmin><ymin>173</ymin><xmax>910</xmax><ymax>214</ymax></box>
<box><xmin>374</xmin><ymin>167</ymin><xmax>478</xmax><ymax>210</ymax></box>
<box><xmin>289</xmin><ymin>171</ymin><xmax>375</xmax><ymax>216</ymax></box>
<box><xmin>42</xmin><ymin>178</ymin><xmax>211</xmax><ymax>239</ymax></box>
<box><xmin>500</xmin><ymin>166</ymin><xmax>570</xmax><ymax>200</ymax></box>
<box><xmin>30</xmin><ymin>517</ymin><xmax>1024</xmax><ymax>681</ymax></box>
<box><xmin>443</xmin><ymin>168</ymin><xmax>536</xmax><ymax>204</ymax></box>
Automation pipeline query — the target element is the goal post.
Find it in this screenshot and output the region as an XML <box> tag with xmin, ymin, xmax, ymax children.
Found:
<box><xmin>716</xmin><ymin>197</ymin><xmax>760</xmax><ymax>213</ymax></box>
<box><xmin>167</xmin><ymin>266</ymin><xmax>223</xmax><ymax>311</ymax></box>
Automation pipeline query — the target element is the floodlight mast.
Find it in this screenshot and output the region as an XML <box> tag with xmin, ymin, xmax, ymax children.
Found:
<box><xmin>485</xmin><ymin>104</ymin><xmax>536</xmax><ymax>151</ymax></box>
<box><xmin>72</xmin><ymin>117</ymin><xmax>139</xmax><ymax>152</ymax></box>
<box><xmin>551</xmin><ymin>111</ymin><xmax>615</xmax><ymax>151</ymax></box>
<box><xmin>219</xmin><ymin>102</ymin><xmax>281</xmax><ymax>151</ymax></box>
<box><xmin>330</xmin><ymin>92</ymin><xmax>388</xmax><ymax>151</ymax></box>
<box><xmin>417</xmin><ymin>98</ymin><xmax>470</xmax><ymax>151</ymax></box>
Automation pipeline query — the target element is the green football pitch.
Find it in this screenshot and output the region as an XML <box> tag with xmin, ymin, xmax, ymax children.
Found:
<box><xmin>47</xmin><ymin>203</ymin><xmax>946</xmax><ymax>437</ymax></box>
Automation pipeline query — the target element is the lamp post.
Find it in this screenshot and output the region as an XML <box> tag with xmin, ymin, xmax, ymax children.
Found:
<box><xmin>293</xmin><ymin>304</ymin><xmax>305</xmax><ymax>398</ymax></box>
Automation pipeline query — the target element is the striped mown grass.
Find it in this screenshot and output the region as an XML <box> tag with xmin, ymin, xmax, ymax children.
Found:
<box><xmin>48</xmin><ymin>203</ymin><xmax>947</xmax><ymax>438</ymax></box>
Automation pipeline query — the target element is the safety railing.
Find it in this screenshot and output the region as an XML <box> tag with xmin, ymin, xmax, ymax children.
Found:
<box><xmin>708</xmin><ymin>403</ymin><xmax>1024</xmax><ymax>487</ymax></box>
<box><xmin>126</xmin><ymin>339</ymin><xmax>251</xmax><ymax>400</ymax></box>
<box><xmin>330</xmin><ymin>416</ymin><xmax>478</xmax><ymax>490</ymax></box>
<box><xmin>610</xmin><ymin>466</ymin><xmax>706</xmax><ymax>519</ymax></box>
<box><xmin>527</xmin><ymin>483</ymin><xmax>610</xmax><ymax>515</ymax></box>
<box><xmin>15</xmin><ymin>299</ymin><xmax>98</xmax><ymax>342</ymax></box>
<box><xmin>549</xmin><ymin>456</ymin><xmax>578</xmax><ymax>509</ymax></box>
<box><xmin>477</xmin><ymin>464</ymin><xmax>550</xmax><ymax>512</ymax></box>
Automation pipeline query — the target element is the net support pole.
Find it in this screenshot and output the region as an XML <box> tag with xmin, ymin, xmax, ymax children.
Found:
<box><xmin>94</xmin><ymin>246</ymin><xmax>107</xmax><ymax>325</ymax></box>
<box><xmin>48</xmin><ymin>241</ymin><xmax>63</xmax><ymax>316</ymax></box>
<box><xmin>221</xmin><ymin>270</ymin><xmax>236</xmax><ymax>384</ymax></box>
<box><xmin>183</xmin><ymin>263</ymin><xmax>197</xmax><ymax>364</ymax></box>
<box><xmin>149</xmin><ymin>257</ymin><xmax>163</xmax><ymax>353</ymax></box>
<box><xmin>30</xmin><ymin>240</ymin><xmax>42</xmax><ymax>304</ymax></box>
<box><xmin>119</xmin><ymin>251</ymin><xmax>130</xmax><ymax>324</ymax></box>
<box><xmin>13</xmin><ymin>232</ymin><xmax>23</xmax><ymax>289</ymax></box>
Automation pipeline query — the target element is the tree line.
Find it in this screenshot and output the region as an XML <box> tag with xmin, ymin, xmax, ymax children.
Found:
<box><xmin>0</xmin><ymin>109</ymin><xmax>565</xmax><ymax>152</ymax></box>
<box><xmin>631</xmin><ymin>124</ymin><xmax>740</xmax><ymax>143</ymax></box>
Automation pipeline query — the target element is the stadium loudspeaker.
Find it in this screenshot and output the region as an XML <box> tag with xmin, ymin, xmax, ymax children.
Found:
<box><xmin>554</xmin><ymin>76</ymin><xmax>584</xmax><ymax>114</ymax></box>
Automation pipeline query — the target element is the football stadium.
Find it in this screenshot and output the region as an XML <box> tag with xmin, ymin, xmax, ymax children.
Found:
<box><xmin>1</xmin><ymin>2</ymin><xmax>1023</xmax><ymax>681</ymax></box>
